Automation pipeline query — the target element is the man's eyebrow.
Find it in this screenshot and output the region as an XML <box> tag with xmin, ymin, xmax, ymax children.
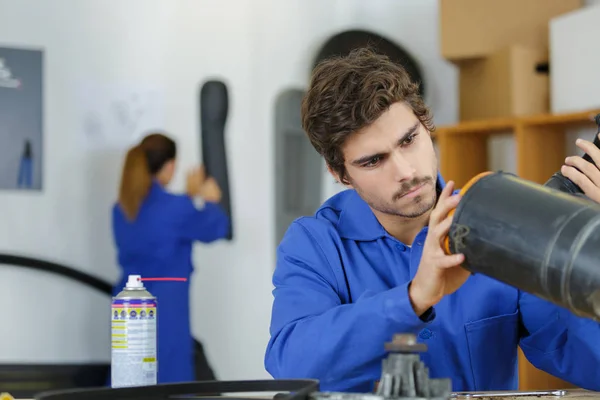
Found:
<box><xmin>396</xmin><ymin>122</ymin><xmax>420</xmax><ymax>146</ymax></box>
<box><xmin>350</xmin><ymin>122</ymin><xmax>421</xmax><ymax>166</ymax></box>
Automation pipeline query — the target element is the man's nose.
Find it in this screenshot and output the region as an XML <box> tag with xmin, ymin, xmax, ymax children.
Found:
<box><xmin>390</xmin><ymin>153</ymin><xmax>416</xmax><ymax>182</ymax></box>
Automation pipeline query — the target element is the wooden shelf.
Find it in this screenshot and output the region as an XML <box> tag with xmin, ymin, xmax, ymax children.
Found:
<box><xmin>435</xmin><ymin>108</ymin><xmax>600</xmax><ymax>391</ymax></box>
<box><xmin>435</xmin><ymin>109</ymin><xmax>600</xmax><ymax>187</ymax></box>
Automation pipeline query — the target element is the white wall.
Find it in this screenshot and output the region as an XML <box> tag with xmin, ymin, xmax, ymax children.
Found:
<box><xmin>550</xmin><ymin>2</ymin><xmax>600</xmax><ymax>114</ymax></box>
<box><xmin>548</xmin><ymin>1</ymin><xmax>600</xmax><ymax>163</ymax></box>
<box><xmin>0</xmin><ymin>0</ymin><xmax>459</xmax><ymax>380</ymax></box>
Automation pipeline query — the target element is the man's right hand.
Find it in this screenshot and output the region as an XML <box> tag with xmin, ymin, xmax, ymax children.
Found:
<box><xmin>408</xmin><ymin>180</ymin><xmax>469</xmax><ymax>316</ymax></box>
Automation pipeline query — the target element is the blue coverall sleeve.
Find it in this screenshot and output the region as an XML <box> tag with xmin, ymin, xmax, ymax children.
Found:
<box><xmin>177</xmin><ymin>197</ymin><xmax>230</xmax><ymax>243</ymax></box>
<box><xmin>518</xmin><ymin>291</ymin><xmax>600</xmax><ymax>390</ymax></box>
<box><xmin>264</xmin><ymin>220</ymin><xmax>434</xmax><ymax>392</ymax></box>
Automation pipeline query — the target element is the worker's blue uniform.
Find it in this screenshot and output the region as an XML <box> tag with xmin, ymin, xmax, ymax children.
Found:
<box><xmin>265</xmin><ymin>173</ymin><xmax>600</xmax><ymax>392</ymax></box>
<box><xmin>112</xmin><ymin>180</ymin><xmax>230</xmax><ymax>384</ymax></box>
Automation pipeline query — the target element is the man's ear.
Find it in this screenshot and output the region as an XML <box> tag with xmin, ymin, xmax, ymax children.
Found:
<box><xmin>326</xmin><ymin>164</ymin><xmax>353</xmax><ymax>189</ymax></box>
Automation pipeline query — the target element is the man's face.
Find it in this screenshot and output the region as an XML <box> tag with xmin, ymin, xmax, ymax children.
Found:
<box><xmin>338</xmin><ymin>102</ymin><xmax>438</xmax><ymax>219</ymax></box>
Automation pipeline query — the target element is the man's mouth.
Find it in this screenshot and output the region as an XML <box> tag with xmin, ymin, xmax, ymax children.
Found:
<box><xmin>403</xmin><ymin>183</ymin><xmax>424</xmax><ymax>196</ymax></box>
<box><xmin>395</xmin><ymin>181</ymin><xmax>429</xmax><ymax>200</ymax></box>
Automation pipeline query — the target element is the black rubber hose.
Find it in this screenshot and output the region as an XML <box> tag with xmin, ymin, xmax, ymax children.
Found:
<box><xmin>0</xmin><ymin>254</ymin><xmax>111</xmax><ymax>294</ymax></box>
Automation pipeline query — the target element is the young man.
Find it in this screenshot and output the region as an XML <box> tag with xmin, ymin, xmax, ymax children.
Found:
<box><xmin>264</xmin><ymin>48</ymin><xmax>600</xmax><ymax>393</ymax></box>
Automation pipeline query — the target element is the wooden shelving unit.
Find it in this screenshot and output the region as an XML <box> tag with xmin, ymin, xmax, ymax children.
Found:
<box><xmin>435</xmin><ymin>109</ymin><xmax>600</xmax><ymax>187</ymax></box>
<box><xmin>434</xmin><ymin>108</ymin><xmax>600</xmax><ymax>391</ymax></box>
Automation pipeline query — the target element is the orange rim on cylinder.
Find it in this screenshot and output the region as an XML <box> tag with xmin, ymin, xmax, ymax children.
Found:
<box><xmin>443</xmin><ymin>171</ymin><xmax>493</xmax><ymax>255</ymax></box>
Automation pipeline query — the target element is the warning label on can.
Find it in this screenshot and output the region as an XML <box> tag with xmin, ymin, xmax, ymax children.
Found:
<box><xmin>111</xmin><ymin>298</ymin><xmax>157</xmax><ymax>387</ymax></box>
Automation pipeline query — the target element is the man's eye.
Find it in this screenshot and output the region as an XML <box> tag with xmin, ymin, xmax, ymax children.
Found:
<box><xmin>403</xmin><ymin>133</ymin><xmax>417</xmax><ymax>146</ymax></box>
<box><xmin>363</xmin><ymin>156</ymin><xmax>382</xmax><ymax>168</ymax></box>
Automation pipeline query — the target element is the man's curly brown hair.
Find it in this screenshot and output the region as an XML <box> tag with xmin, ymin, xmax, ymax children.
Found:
<box><xmin>301</xmin><ymin>47</ymin><xmax>435</xmax><ymax>184</ymax></box>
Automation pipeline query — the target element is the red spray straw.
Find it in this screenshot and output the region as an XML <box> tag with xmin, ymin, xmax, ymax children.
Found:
<box><xmin>141</xmin><ymin>277</ymin><xmax>188</xmax><ymax>282</ymax></box>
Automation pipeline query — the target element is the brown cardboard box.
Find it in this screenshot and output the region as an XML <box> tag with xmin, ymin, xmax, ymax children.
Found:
<box><xmin>459</xmin><ymin>45</ymin><xmax>549</xmax><ymax>121</ymax></box>
<box><xmin>439</xmin><ymin>0</ymin><xmax>582</xmax><ymax>62</ymax></box>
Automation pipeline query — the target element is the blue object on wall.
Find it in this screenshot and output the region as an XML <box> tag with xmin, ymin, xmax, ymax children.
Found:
<box><xmin>17</xmin><ymin>139</ymin><xmax>32</xmax><ymax>189</ymax></box>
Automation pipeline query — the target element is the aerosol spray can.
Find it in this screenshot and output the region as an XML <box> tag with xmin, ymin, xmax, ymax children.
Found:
<box><xmin>111</xmin><ymin>274</ymin><xmax>157</xmax><ymax>388</ymax></box>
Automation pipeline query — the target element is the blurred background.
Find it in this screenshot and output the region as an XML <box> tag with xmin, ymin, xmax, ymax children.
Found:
<box><xmin>0</xmin><ymin>0</ymin><xmax>599</xmax><ymax>396</ymax></box>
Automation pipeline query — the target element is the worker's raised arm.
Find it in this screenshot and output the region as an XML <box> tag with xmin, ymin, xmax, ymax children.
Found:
<box><xmin>264</xmin><ymin>218</ymin><xmax>433</xmax><ymax>393</ymax></box>
<box><xmin>518</xmin><ymin>291</ymin><xmax>600</xmax><ymax>391</ymax></box>
<box><xmin>175</xmin><ymin>167</ymin><xmax>230</xmax><ymax>243</ymax></box>
<box><xmin>176</xmin><ymin>196</ymin><xmax>230</xmax><ymax>243</ymax></box>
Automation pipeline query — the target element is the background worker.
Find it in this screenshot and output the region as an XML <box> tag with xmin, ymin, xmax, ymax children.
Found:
<box><xmin>113</xmin><ymin>132</ymin><xmax>230</xmax><ymax>383</ymax></box>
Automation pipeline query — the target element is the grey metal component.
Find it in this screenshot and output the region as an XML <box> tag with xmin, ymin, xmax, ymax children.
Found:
<box><xmin>384</xmin><ymin>333</ymin><xmax>428</xmax><ymax>353</ymax></box>
<box><xmin>274</xmin><ymin>89</ymin><xmax>324</xmax><ymax>248</ymax></box>
<box><xmin>311</xmin><ymin>333</ymin><xmax>452</xmax><ymax>400</ymax></box>
<box><xmin>376</xmin><ymin>334</ymin><xmax>451</xmax><ymax>400</ymax></box>
<box><xmin>377</xmin><ymin>353</ymin><xmax>450</xmax><ymax>399</ymax></box>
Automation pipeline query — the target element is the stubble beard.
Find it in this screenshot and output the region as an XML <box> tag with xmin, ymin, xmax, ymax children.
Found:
<box><xmin>357</xmin><ymin>176</ymin><xmax>438</xmax><ymax>219</ymax></box>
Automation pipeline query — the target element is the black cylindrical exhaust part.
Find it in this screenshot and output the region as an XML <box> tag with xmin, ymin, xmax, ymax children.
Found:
<box><xmin>444</xmin><ymin>171</ymin><xmax>600</xmax><ymax>321</ymax></box>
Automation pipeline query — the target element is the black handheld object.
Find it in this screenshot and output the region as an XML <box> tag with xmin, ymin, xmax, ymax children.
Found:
<box><xmin>444</xmin><ymin>171</ymin><xmax>600</xmax><ymax>321</ymax></box>
<box><xmin>544</xmin><ymin>113</ymin><xmax>600</xmax><ymax>195</ymax></box>
<box><xmin>200</xmin><ymin>80</ymin><xmax>233</xmax><ymax>240</ymax></box>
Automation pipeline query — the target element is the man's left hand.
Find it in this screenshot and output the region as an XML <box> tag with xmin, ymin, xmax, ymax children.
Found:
<box><xmin>562</xmin><ymin>133</ymin><xmax>600</xmax><ymax>203</ymax></box>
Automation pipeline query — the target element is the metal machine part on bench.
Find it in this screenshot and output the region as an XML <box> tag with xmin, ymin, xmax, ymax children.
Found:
<box><xmin>309</xmin><ymin>333</ymin><xmax>451</xmax><ymax>400</ymax></box>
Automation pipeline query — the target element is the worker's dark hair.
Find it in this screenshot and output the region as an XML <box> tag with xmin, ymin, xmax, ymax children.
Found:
<box><xmin>301</xmin><ymin>47</ymin><xmax>434</xmax><ymax>184</ymax></box>
<box><xmin>118</xmin><ymin>133</ymin><xmax>176</xmax><ymax>221</ymax></box>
